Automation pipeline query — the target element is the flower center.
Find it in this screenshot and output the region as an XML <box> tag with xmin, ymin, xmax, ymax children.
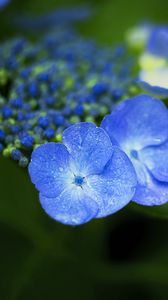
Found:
<box><xmin>130</xmin><ymin>149</ymin><xmax>138</xmax><ymax>160</ymax></box>
<box><xmin>74</xmin><ymin>175</ymin><xmax>84</xmax><ymax>187</ymax></box>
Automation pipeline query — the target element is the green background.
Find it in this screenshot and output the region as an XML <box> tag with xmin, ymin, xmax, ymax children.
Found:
<box><xmin>1</xmin><ymin>0</ymin><xmax>168</xmax><ymax>299</ymax></box>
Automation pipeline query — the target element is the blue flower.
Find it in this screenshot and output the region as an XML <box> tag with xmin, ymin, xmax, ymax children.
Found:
<box><xmin>147</xmin><ymin>26</ymin><xmax>168</xmax><ymax>59</ymax></box>
<box><xmin>101</xmin><ymin>94</ymin><xmax>168</xmax><ymax>206</ymax></box>
<box><xmin>28</xmin><ymin>122</ymin><xmax>137</xmax><ymax>225</ymax></box>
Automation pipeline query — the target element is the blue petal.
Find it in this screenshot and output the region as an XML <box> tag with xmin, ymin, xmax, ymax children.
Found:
<box><xmin>139</xmin><ymin>79</ymin><xmax>168</xmax><ymax>98</ymax></box>
<box><xmin>139</xmin><ymin>140</ymin><xmax>168</xmax><ymax>182</ymax></box>
<box><xmin>129</xmin><ymin>157</ymin><xmax>168</xmax><ymax>205</ymax></box>
<box><xmin>62</xmin><ymin>122</ymin><xmax>113</xmax><ymax>176</ymax></box>
<box><xmin>147</xmin><ymin>27</ymin><xmax>168</xmax><ymax>59</ymax></box>
<box><xmin>133</xmin><ymin>174</ymin><xmax>168</xmax><ymax>206</ymax></box>
<box><xmin>101</xmin><ymin>94</ymin><xmax>168</xmax><ymax>150</ymax></box>
<box><xmin>139</xmin><ymin>68</ymin><xmax>168</xmax><ymax>98</ymax></box>
<box><xmin>39</xmin><ymin>187</ymin><xmax>98</xmax><ymax>225</ymax></box>
<box><xmin>86</xmin><ymin>147</ymin><xmax>137</xmax><ymax>218</ymax></box>
<box><xmin>28</xmin><ymin>143</ymin><xmax>72</xmax><ymax>198</ymax></box>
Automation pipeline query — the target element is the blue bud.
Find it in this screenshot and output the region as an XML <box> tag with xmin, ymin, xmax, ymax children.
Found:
<box><xmin>0</xmin><ymin>129</ymin><xmax>5</xmax><ymax>141</ymax></box>
<box><xmin>74</xmin><ymin>104</ymin><xmax>84</xmax><ymax>116</ymax></box>
<box><xmin>20</xmin><ymin>135</ymin><xmax>34</xmax><ymax>148</ymax></box>
<box><xmin>38</xmin><ymin>116</ymin><xmax>50</xmax><ymax>128</ymax></box>
<box><xmin>2</xmin><ymin>106</ymin><xmax>12</xmax><ymax>118</ymax></box>
<box><xmin>45</xmin><ymin>96</ymin><xmax>55</xmax><ymax>106</ymax></box>
<box><xmin>10</xmin><ymin>97</ymin><xmax>23</xmax><ymax>109</ymax></box>
<box><xmin>0</xmin><ymin>143</ymin><xmax>4</xmax><ymax>152</ymax></box>
<box><xmin>28</xmin><ymin>81</ymin><xmax>39</xmax><ymax>97</ymax></box>
<box><xmin>44</xmin><ymin>127</ymin><xmax>55</xmax><ymax>139</ymax></box>
<box><xmin>17</xmin><ymin>112</ymin><xmax>25</xmax><ymax>121</ymax></box>
<box><xmin>19</xmin><ymin>156</ymin><xmax>29</xmax><ymax>167</ymax></box>
<box><xmin>38</xmin><ymin>72</ymin><xmax>49</xmax><ymax>81</ymax></box>
<box><xmin>54</xmin><ymin>115</ymin><xmax>65</xmax><ymax>126</ymax></box>
<box><xmin>11</xmin><ymin>149</ymin><xmax>22</xmax><ymax>161</ymax></box>
<box><xmin>92</xmin><ymin>83</ymin><xmax>108</xmax><ymax>95</ymax></box>
<box><xmin>10</xmin><ymin>125</ymin><xmax>20</xmax><ymax>134</ymax></box>
<box><xmin>112</xmin><ymin>88</ymin><xmax>124</xmax><ymax>100</ymax></box>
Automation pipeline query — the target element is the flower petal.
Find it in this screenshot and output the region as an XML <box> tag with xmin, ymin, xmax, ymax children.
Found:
<box><xmin>139</xmin><ymin>141</ymin><xmax>168</xmax><ymax>182</ymax></box>
<box><xmin>139</xmin><ymin>68</ymin><xmax>168</xmax><ymax>98</ymax></box>
<box><xmin>39</xmin><ymin>187</ymin><xmax>98</xmax><ymax>225</ymax></box>
<box><xmin>62</xmin><ymin>122</ymin><xmax>113</xmax><ymax>176</ymax></box>
<box><xmin>133</xmin><ymin>174</ymin><xmax>168</xmax><ymax>206</ymax></box>
<box><xmin>28</xmin><ymin>143</ymin><xmax>72</xmax><ymax>198</ymax></box>
<box><xmin>101</xmin><ymin>94</ymin><xmax>168</xmax><ymax>151</ymax></box>
<box><xmin>86</xmin><ymin>147</ymin><xmax>137</xmax><ymax>218</ymax></box>
<box><xmin>147</xmin><ymin>27</ymin><xmax>168</xmax><ymax>59</ymax></box>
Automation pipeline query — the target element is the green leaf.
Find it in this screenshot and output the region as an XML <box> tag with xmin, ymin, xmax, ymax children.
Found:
<box><xmin>130</xmin><ymin>201</ymin><xmax>168</xmax><ymax>220</ymax></box>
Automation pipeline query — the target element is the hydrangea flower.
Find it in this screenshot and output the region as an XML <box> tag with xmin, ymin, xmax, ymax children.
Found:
<box><xmin>0</xmin><ymin>22</ymin><xmax>135</xmax><ymax>167</ymax></box>
<box><xmin>28</xmin><ymin>122</ymin><xmax>137</xmax><ymax>225</ymax></box>
<box><xmin>101</xmin><ymin>94</ymin><xmax>168</xmax><ymax>206</ymax></box>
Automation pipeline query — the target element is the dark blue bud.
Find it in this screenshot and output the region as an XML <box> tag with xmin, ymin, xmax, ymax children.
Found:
<box><xmin>50</xmin><ymin>81</ymin><xmax>61</xmax><ymax>92</ymax></box>
<box><xmin>44</xmin><ymin>127</ymin><xmax>55</xmax><ymax>139</ymax></box>
<box><xmin>10</xmin><ymin>124</ymin><xmax>20</xmax><ymax>134</ymax></box>
<box><xmin>20</xmin><ymin>135</ymin><xmax>34</xmax><ymax>148</ymax></box>
<box><xmin>6</xmin><ymin>57</ymin><xmax>18</xmax><ymax>70</ymax></box>
<box><xmin>38</xmin><ymin>72</ymin><xmax>49</xmax><ymax>81</ymax></box>
<box><xmin>0</xmin><ymin>143</ymin><xmax>4</xmax><ymax>153</ymax></box>
<box><xmin>25</xmin><ymin>112</ymin><xmax>37</xmax><ymax>120</ymax></box>
<box><xmin>92</xmin><ymin>83</ymin><xmax>108</xmax><ymax>95</ymax></box>
<box><xmin>54</xmin><ymin>115</ymin><xmax>65</xmax><ymax>126</ymax></box>
<box><xmin>28</xmin><ymin>81</ymin><xmax>39</xmax><ymax>97</ymax></box>
<box><xmin>2</xmin><ymin>106</ymin><xmax>13</xmax><ymax>118</ymax></box>
<box><xmin>0</xmin><ymin>129</ymin><xmax>5</xmax><ymax>141</ymax></box>
<box><xmin>45</xmin><ymin>96</ymin><xmax>55</xmax><ymax>106</ymax></box>
<box><xmin>15</xmin><ymin>84</ymin><xmax>25</xmax><ymax>96</ymax></box>
<box><xmin>74</xmin><ymin>104</ymin><xmax>84</xmax><ymax>116</ymax></box>
<box><xmin>17</xmin><ymin>112</ymin><xmax>25</xmax><ymax>121</ymax></box>
<box><xmin>11</xmin><ymin>149</ymin><xmax>22</xmax><ymax>161</ymax></box>
<box><xmin>10</xmin><ymin>97</ymin><xmax>23</xmax><ymax>109</ymax></box>
<box><xmin>20</xmin><ymin>68</ymin><xmax>30</xmax><ymax>79</ymax></box>
<box><xmin>112</xmin><ymin>88</ymin><xmax>124</xmax><ymax>100</ymax></box>
<box><xmin>38</xmin><ymin>116</ymin><xmax>49</xmax><ymax>128</ymax></box>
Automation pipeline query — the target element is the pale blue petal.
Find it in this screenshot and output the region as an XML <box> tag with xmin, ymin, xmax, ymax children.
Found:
<box><xmin>129</xmin><ymin>155</ymin><xmax>168</xmax><ymax>205</ymax></box>
<box><xmin>39</xmin><ymin>187</ymin><xmax>98</xmax><ymax>225</ymax></box>
<box><xmin>62</xmin><ymin>122</ymin><xmax>113</xmax><ymax>176</ymax></box>
<box><xmin>139</xmin><ymin>140</ymin><xmax>168</xmax><ymax>182</ymax></box>
<box><xmin>28</xmin><ymin>143</ymin><xmax>72</xmax><ymax>198</ymax></box>
<box><xmin>147</xmin><ymin>27</ymin><xmax>168</xmax><ymax>59</ymax></box>
<box><xmin>86</xmin><ymin>147</ymin><xmax>137</xmax><ymax>217</ymax></box>
<box><xmin>133</xmin><ymin>174</ymin><xmax>168</xmax><ymax>206</ymax></box>
<box><xmin>101</xmin><ymin>94</ymin><xmax>168</xmax><ymax>151</ymax></box>
<box><xmin>139</xmin><ymin>79</ymin><xmax>168</xmax><ymax>98</ymax></box>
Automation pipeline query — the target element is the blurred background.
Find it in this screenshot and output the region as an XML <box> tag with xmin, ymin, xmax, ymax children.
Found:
<box><xmin>1</xmin><ymin>0</ymin><xmax>168</xmax><ymax>299</ymax></box>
